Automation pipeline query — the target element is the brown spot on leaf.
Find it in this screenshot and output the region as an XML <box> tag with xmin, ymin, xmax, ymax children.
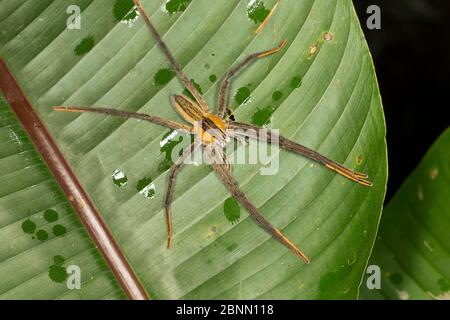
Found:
<box><xmin>430</xmin><ymin>167</ymin><xmax>439</xmax><ymax>180</ymax></box>
<box><xmin>308</xmin><ymin>43</ymin><xmax>318</xmax><ymax>58</ymax></box>
<box><xmin>356</xmin><ymin>154</ymin><xmax>364</xmax><ymax>165</ymax></box>
<box><xmin>324</xmin><ymin>32</ymin><xmax>334</xmax><ymax>41</ymax></box>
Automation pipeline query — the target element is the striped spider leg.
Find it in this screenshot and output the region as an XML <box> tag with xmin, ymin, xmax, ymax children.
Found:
<box><xmin>227</xmin><ymin>122</ymin><xmax>373</xmax><ymax>187</ymax></box>
<box><xmin>206</xmin><ymin>146</ymin><xmax>311</xmax><ymax>263</ymax></box>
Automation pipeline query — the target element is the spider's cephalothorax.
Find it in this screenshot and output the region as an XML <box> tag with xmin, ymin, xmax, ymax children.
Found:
<box><xmin>171</xmin><ymin>94</ymin><xmax>228</xmax><ymax>147</ymax></box>
<box><xmin>53</xmin><ymin>0</ymin><xmax>372</xmax><ymax>264</ymax></box>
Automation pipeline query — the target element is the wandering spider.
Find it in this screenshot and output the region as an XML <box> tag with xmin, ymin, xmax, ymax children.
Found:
<box><xmin>53</xmin><ymin>0</ymin><xmax>372</xmax><ymax>263</ymax></box>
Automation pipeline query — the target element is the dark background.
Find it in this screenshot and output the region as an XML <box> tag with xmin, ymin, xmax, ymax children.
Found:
<box><xmin>353</xmin><ymin>0</ymin><xmax>449</xmax><ymax>202</ymax></box>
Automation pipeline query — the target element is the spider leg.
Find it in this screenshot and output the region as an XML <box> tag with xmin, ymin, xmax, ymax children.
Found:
<box><xmin>52</xmin><ymin>106</ymin><xmax>192</xmax><ymax>132</ymax></box>
<box><xmin>228</xmin><ymin>122</ymin><xmax>373</xmax><ymax>187</ymax></box>
<box><xmin>217</xmin><ymin>39</ymin><xmax>287</xmax><ymax>118</ymax></box>
<box><xmin>254</xmin><ymin>0</ymin><xmax>281</xmax><ymax>34</ymax></box>
<box><xmin>208</xmin><ymin>148</ymin><xmax>309</xmax><ymax>263</ymax></box>
<box><xmin>165</xmin><ymin>140</ymin><xmax>202</xmax><ymax>248</ymax></box>
<box><xmin>133</xmin><ymin>0</ymin><xmax>209</xmax><ymax>112</ymax></box>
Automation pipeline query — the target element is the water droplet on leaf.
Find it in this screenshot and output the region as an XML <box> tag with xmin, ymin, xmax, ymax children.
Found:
<box><xmin>112</xmin><ymin>169</ymin><xmax>128</xmax><ymax>188</ymax></box>
<box><xmin>224</xmin><ymin>197</ymin><xmax>240</xmax><ymax>224</ymax></box>
<box><xmin>53</xmin><ymin>225</ymin><xmax>67</xmax><ymax>237</ymax></box>
<box><xmin>36</xmin><ymin>229</ymin><xmax>49</xmax><ymax>242</ymax></box>
<box><xmin>272</xmin><ymin>90</ymin><xmax>282</xmax><ymax>101</ymax></box>
<box><xmin>21</xmin><ymin>219</ymin><xmax>36</xmax><ymax>234</ymax></box>
<box><xmin>113</xmin><ymin>0</ymin><xmax>138</xmax><ymax>22</ymax></box>
<box><xmin>136</xmin><ymin>177</ymin><xmax>156</xmax><ymax>199</ymax></box>
<box><xmin>290</xmin><ymin>76</ymin><xmax>302</xmax><ymax>89</ymax></box>
<box><xmin>44</xmin><ymin>209</ymin><xmax>59</xmax><ymax>223</ymax></box>
<box><xmin>247</xmin><ymin>0</ymin><xmax>270</xmax><ymax>24</ymax></box>
<box><xmin>389</xmin><ymin>273</ymin><xmax>403</xmax><ymax>286</ymax></box>
<box><xmin>74</xmin><ymin>36</ymin><xmax>95</xmax><ymax>56</ymax></box>
<box><xmin>154</xmin><ymin>68</ymin><xmax>175</xmax><ymax>86</ymax></box>
<box><xmin>165</xmin><ymin>0</ymin><xmax>192</xmax><ymax>15</ymax></box>
<box><xmin>159</xmin><ymin>131</ymin><xmax>184</xmax><ymax>172</ymax></box>
<box><xmin>251</xmin><ymin>106</ymin><xmax>277</xmax><ymax>126</ymax></box>
<box><xmin>234</xmin><ymin>86</ymin><xmax>251</xmax><ymax>105</ymax></box>
<box><xmin>53</xmin><ymin>255</ymin><xmax>65</xmax><ymax>266</ymax></box>
<box><xmin>209</xmin><ymin>74</ymin><xmax>217</xmax><ymax>82</ymax></box>
<box><xmin>48</xmin><ymin>262</ymin><xmax>68</xmax><ymax>283</ymax></box>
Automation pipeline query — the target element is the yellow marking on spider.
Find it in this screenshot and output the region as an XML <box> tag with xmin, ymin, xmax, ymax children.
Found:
<box><xmin>257</xmin><ymin>38</ymin><xmax>287</xmax><ymax>58</ymax></box>
<box><xmin>325</xmin><ymin>164</ymin><xmax>373</xmax><ymax>187</ymax></box>
<box><xmin>275</xmin><ymin>229</ymin><xmax>310</xmax><ymax>264</ymax></box>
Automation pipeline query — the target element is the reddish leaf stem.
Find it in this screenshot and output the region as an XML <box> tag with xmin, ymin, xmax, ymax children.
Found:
<box><xmin>0</xmin><ymin>59</ymin><xmax>149</xmax><ymax>300</ymax></box>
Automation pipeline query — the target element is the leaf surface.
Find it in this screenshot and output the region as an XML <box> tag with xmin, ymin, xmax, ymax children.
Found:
<box><xmin>360</xmin><ymin>128</ymin><xmax>450</xmax><ymax>300</ymax></box>
<box><xmin>0</xmin><ymin>0</ymin><xmax>387</xmax><ymax>299</ymax></box>
<box><xmin>0</xmin><ymin>95</ymin><xmax>123</xmax><ymax>299</ymax></box>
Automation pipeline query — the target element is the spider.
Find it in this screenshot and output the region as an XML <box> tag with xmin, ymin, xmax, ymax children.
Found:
<box><xmin>53</xmin><ymin>0</ymin><xmax>372</xmax><ymax>264</ymax></box>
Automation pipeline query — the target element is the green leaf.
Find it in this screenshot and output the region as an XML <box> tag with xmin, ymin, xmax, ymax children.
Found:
<box><xmin>0</xmin><ymin>95</ymin><xmax>123</xmax><ymax>299</ymax></box>
<box><xmin>0</xmin><ymin>0</ymin><xmax>386</xmax><ymax>299</ymax></box>
<box><xmin>360</xmin><ymin>128</ymin><xmax>450</xmax><ymax>300</ymax></box>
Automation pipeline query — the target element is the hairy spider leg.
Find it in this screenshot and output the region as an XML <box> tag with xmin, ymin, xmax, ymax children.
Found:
<box><xmin>165</xmin><ymin>140</ymin><xmax>202</xmax><ymax>248</ymax></box>
<box><xmin>133</xmin><ymin>0</ymin><xmax>209</xmax><ymax>112</ymax></box>
<box><xmin>209</xmin><ymin>151</ymin><xmax>310</xmax><ymax>263</ymax></box>
<box><xmin>255</xmin><ymin>0</ymin><xmax>281</xmax><ymax>34</ymax></box>
<box><xmin>228</xmin><ymin>122</ymin><xmax>373</xmax><ymax>187</ymax></box>
<box><xmin>52</xmin><ymin>106</ymin><xmax>191</xmax><ymax>132</ymax></box>
<box><xmin>217</xmin><ymin>39</ymin><xmax>287</xmax><ymax>118</ymax></box>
